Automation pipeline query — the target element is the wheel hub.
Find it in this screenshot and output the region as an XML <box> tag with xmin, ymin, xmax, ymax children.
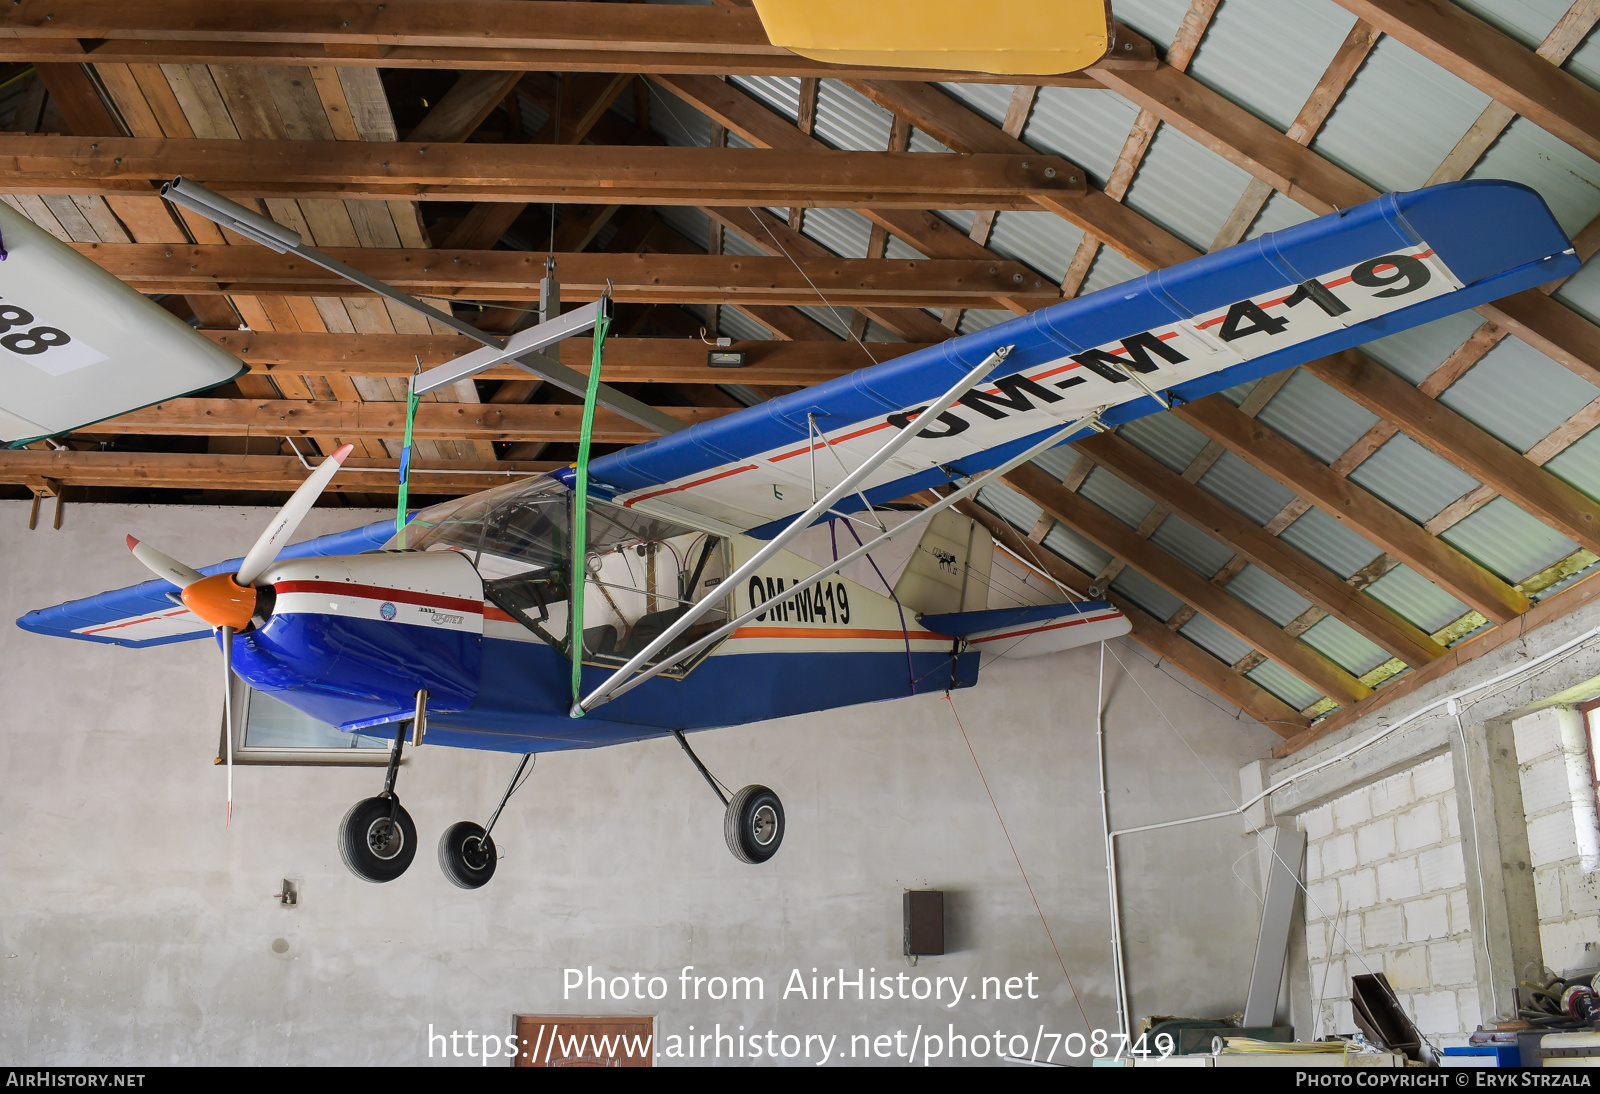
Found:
<box><xmin>751</xmin><ymin>803</ymin><xmax>778</xmax><ymax>846</ymax></box>
<box><xmin>460</xmin><ymin>835</ymin><xmax>491</xmax><ymax>872</ymax></box>
<box><xmin>366</xmin><ymin>816</ymin><xmax>405</xmax><ymax>860</ymax></box>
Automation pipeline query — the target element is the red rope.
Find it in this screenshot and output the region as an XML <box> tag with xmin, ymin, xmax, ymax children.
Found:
<box><xmin>945</xmin><ymin>693</ymin><xmax>1092</xmax><ymax>1032</ymax></box>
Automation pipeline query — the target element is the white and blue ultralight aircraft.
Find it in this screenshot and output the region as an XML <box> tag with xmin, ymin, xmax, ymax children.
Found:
<box><xmin>17</xmin><ymin>180</ymin><xmax>1579</xmax><ymax>889</ymax></box>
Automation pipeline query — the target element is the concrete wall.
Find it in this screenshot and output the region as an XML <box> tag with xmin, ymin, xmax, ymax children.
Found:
<box><xmin>1299</xmin><ymin>755</ymin><xmax>1478</xmax><ymax>1044</ymax></box>
<box><xmin>0</xmin><ymin>501</ymin><xmax>1281</xmax><ymax>1066</ymax></box>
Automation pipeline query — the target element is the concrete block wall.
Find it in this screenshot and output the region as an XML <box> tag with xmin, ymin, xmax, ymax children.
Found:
<box><xmin>1512</xmin><ymin>707</ymin><xmax>1600</xmax><ymax>975</ymax></box>
<box><xmin>1299</xmin><ymin>754</ymin><xmax>1478</xmax><ymax>1044</ymax></box>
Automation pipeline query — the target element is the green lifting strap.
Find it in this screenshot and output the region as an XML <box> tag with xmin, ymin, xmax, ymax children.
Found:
<box><xmin>395</xmin><ymin>366</ymin><xmax>421</xmax><ymax>538</ymax></box>
<box><xmin>569</xmin><ymin>310</ymin><xmax>611</xmax><ymax>714</ymax></box>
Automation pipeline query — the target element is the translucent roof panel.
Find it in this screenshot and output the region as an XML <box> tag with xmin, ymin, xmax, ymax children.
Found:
<box><xmin>1439</xmin><ymin>497</ymin><xmax>1578</xmax><ymax>583</ymax></box>
<box><xmin>1179</xmin><ymin>612</ymin><xmax>1254</xmax><ymax>666</ymax></box>
<box><xmin>1225</xmin><ymin>563</ymin><xmax>1314</xmax><ymax>627</ymax></box>
<box><xmin>1248</xmin><ymin>659</ymin><xmax>1324</xmax><ymax>713</ymax></box>
<box><xmin>1278</xmin><ymin>507</ymin><xmax>1384</xmax><ymax>579</ymax></box>
<box><xmin>1112</xmin><ymin>566</ymin><xmax>1184</xmax><ymax>620</ymax></box>
<box><xmin>1347</xmin><ymin>433</ymin><xmax>1481</xmax><ymax>523</ymax></box>
<box><xmin>1184</xmin><ymin>0</ymin><xmax>1358</xmax><ymax>134</ymax></box>
<box><xmin>1196</xmin><ymin>451</ymin><xmax>1297</xmax><ymax>525</ymax></box>
<box><xmin>1363</xmin><ymin>564</ymin><xmax>1469</xmax><ymax>635</ymax></box>
<box><xmin>1311</xmin><ymin>36</ymin><xmax>1492</xmax><ymax>193</ymax></box>
<box><xmin>1437</xmin><ymin>337</ymin><xmax>1600</xmax><ymax>453</ymax></box>
<box><xmin>1148</xmin><ymin>514</ymin><xmax>1234</xmax><ymax>578</ymax></box>
<box><xmin>1300</xmin><ymin>615</ymin><xmax>1391</xmax><ymax>677</ymax></box>
<box><xmin>1122</xmin><ymin>124</ymin><xmax>1257</xmax><ymax>252</ymax></box>
<box><xmin>1043</xmin><ymin>523</ymin><xmax>1113</xmax><ymax>577</ymax></box>
<box><xmin>1363</xmin><ymin>312</ymin><xmax>1484</xmax><ymax>386</ymax></box>
<box><xmin>1117</xmin><ymin>414</ymin><xmax>1212</xmax><ymax>473</ymax></box>
<box><xmin>1255</xmin><ymin>370</ymin><xmax>1379</xmax><ymax>463</ymax></box>
<box><xmin>1467</xmin><ymin>116</ymin><xmax>1600</xmax><ymax>236</ymax></box>
<box><xmin>1543</xmin><ymin>426</ymin><xmax>1600</xmax><ymax>501</ymax></box>
<box><xmin>1078</xmin><ymin>466</ymin><xmax>1157</xmax><ymax>529</ymax></box>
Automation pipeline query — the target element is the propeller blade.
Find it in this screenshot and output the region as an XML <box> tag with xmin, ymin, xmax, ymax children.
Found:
<box><xmin>235</xmin><ymin>443</ymin><xmax>354</xmax><ymax>586</ymax></box>
<box><xmin>221</xmin><ymin>624</ymin><xmax>234</xmax><ymax>829</ymax></box>
<box><xmin>126</xmin><ymin>535</ymin><xmax>204</xmax><ymax>588</ymax></box>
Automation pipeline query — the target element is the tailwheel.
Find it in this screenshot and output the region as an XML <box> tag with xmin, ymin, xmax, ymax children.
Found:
<box><xmin>438</xmin><ymin>821</ymin><xmax>498</xmax><ymax>890</ymax></box>
<box><xmin>338</xmin><ymin>796</ymin><xmax>417</xmax><ymax>883</ymax></box>
<box><xmin>724</xmin><ymin>784</ymin><xmax>784</xmax><ymax>864</ymax></box>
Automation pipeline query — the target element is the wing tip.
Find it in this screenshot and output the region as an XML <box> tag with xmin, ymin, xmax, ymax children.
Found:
<box><xmin>331</xmin><ymin>443</ymin><xmax>355</xmax><ymax>464</ymax></box>
<box><xmin>125</xmin><ymin>534</ymin><xmax>139</xmax><ymax>551</ymax></box>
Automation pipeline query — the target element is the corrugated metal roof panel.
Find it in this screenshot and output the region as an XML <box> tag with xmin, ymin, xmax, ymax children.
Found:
<box><xmin>656</xmin><ymin>204</ymin><xmax>711</xmax><ymax>249</ymax></box>
<box><xmin>1363</xmin><ymin>312</ymin><xmax>1484</xmax><ymax>385</ymax></box>
<box><xmin>643</xmin><ymin>79</ymin><xmax>714</xmax><ymax>147</ymax></box>
<box><xmin>814</xmin><ymin>79</ymin><xmax>895</xmax><ymax>152</ymax></box>
<box><xmin>1196</xmin><ymin>450</ymin><xmax>1298</xmax><ymax>525</ymax></box>
<box><xmin>1149</xmin><ymin>514</ymin><xmax>1234</xmax><ymax>577</ymax></box>
<box><xmin>1246</xmin><ymin>191</ymin><xmax>1318</xmax><ymax>241</ymax></box>
<box><xmin>884</xmin><ymin>235</ymin><xmax>925</xmax><ymax>262</ymax></box>
<box><xmin>1363</xmin><ymin>564</ymin><xmax>1469</xmax><ymax>634</ymax></box>
<box><xmin>799</xmin><ymin>207</ymin><xmax>872</xmax><ymax>259</ymax></box>
<box><xmin>1450</xmin><ymin>0</ymin><xmax>1568</xmax><ymax>47</ymax></box>
<box><xmin>1255</xmin><ymin>369</ymin><xmax>1379</xmax><ymax>463</ymax></box>
<box><xmin>716</xmin><ymin>307</ymin><xmax>774</xmax><ymax>343</ymax></box>
<box><xmin>985</xmin><ymin>210</ymin><xmax>1083</xmax><ymax>283</ymax></box>
<box><xmin>1112</xmin><ymin>566</ymin><xmax>1185</xmax><ymax>620</ymax></box>
<box><xmin>908</xmin><ymin>127</ymin><xmax>952</xmax><ymax>155</ymax></box>
<box><xmin>934</xmin><ymin>81</ymin><xmax>1013</xmax><ymax>129</ymax></box>
<box><xmin>1122</xmin><ymin>124</ymin><xmax>1258</xmax><ymax>252</ymax></box>
<box><xmin>1553</xmin><ymin>256</ymin><xmax>1600</xmax><ymax>326</ymax></box>
<box><xmin>1082</xmin><ymin>245</ymin><xmax>1149</xmax><ymax>295</ymax></box>
<box><xmin>1300</xmin><ymin>615</ymin><xmax>1391</xmax><ymax>676</ymax></box>
<box><xmin>1078</xmin><ymin>466</ymin><xmax>1157</xmax><ymax>529</ymax></box>
<box><xmin>1112</xmin><ymin>0</ymin><xmax>1196</xmax><ymax>47</ymax></box>
<box><xmin>1278</xmin><ymin>507</ymin><xmax>1384</xmax><ymax>579</ymax></box>
<box><xmin>1565</xmin><ymin>34</ymin><xmax>1600</xmax><ymax>92</ymax></box>
<box><xmin>1347</xmin><ymin>433</ymin><xmax>1481</xmax><ymax>523</ymax></box>
<box><xmin>1543</xmin><ymin>425</ymin><xmax>1600</xmax><ymax>500</ymax></box>
<box><xmin>1311</xmin><ymin>36</ymin><xmax>1492</xmax><ymax>193</ymax></box>
<box><xmin>1467</xmin><ymin>116</ymin><xmax>1600</xmax><ymax>236</ymax></box>
<box><xmin>1439</xmin><ymin>496</ymin><xmax>1578</xmax><ymax>582</ymax></box>
<box><xmin>728</xmin><ymin>75</ymin><xmax>799</xmax><ymax>124</ymax></box>
<box><xmin>1225</xmin><ymin>563</ymin><xmax>1314</xmax><ymax>627</ymax></box>
<box><xmin>1536</xmin><ymin>556</ymin><xmax>1600</xmax><ymax>600</ymax></box>
<box><xmin>978</xmin><ymin>482</ymin><xmax>1042</xmax><ymax>532</ymax></box>
<box><xmin>958</xmin><ymin>309</ymin><xmax>1013</xmax><ymax>334</ymax></box>
<box><xmin>1179</xmin><ymin>612</ymin><xmax>1255</xmax><ymax>665</ymax></box>
<box><xmin>796</xmin><ymin>304</ymin><xmax>850</xmax><ymax>338</ymax></box>
<box><xmin>1184</xmin><ymin>0</ymin><xmax>1357</xmax><ymax>133</ymax></box>
<box><xmin>1117</xmin><ymin>413</ymin><xmax>1211</xmax><ymax>472</ymax></box>
<box><xmin>1032</xmin><ymin>447</ymin><xmax>1081</xmax><ymax>483</ymax></box>
<box><xmin>1437</xmin><ymin>335</ymin><xmax>1600</xmax><ymax>453</ymax></box>
<box><xmin>1043</xmin><ymin>522</ymin><xmax>1114</xmax><ymax>576</ymax></box>
<box><xmin>1247</xmin><ymin>659</ymin><xmax>1324</xmax><ymax>712</ymax></box>
<box><xmin>1014</xmin><ymin>87</ymin><xmax>1141</xmax><ymax>190</ymax></box>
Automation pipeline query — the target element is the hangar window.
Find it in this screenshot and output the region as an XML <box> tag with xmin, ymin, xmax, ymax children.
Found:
<box><xmin>222</xmin><ymin>679</ymin><xmax>392</xmax><ymax>765</ymax></box>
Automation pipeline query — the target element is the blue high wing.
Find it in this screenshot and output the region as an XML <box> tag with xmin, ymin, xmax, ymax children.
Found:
<box><xmin>579</xmin><ymin>181</ymin><xmax>1579</xmax><ymax>537</ymax></box>
<box><xmin>17</xmin><ymin>518</ymin><xmax>396</xmax><ymax>646</ymax></box>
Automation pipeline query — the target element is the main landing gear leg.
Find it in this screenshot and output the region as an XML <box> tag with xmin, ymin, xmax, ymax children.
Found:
<box><xmin>672</xmin><ymin>729</ymin><xmax>785</xmax><ymax>866</ymax></box>
<box><xmin>439</xmin><ymin>753</ymin><xmax>533</xmax><ymax>890</ymax></box>
<box><xmin>338</xmin><ymin>719</ymin><xmax>418</xmax><ymax>883</ymax></box>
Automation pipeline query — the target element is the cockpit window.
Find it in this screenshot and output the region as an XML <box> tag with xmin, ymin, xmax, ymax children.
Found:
<box><xmin>385</xmin><ymin>476</ymin><xmax>732</xmax><ymax>674</ymax></box>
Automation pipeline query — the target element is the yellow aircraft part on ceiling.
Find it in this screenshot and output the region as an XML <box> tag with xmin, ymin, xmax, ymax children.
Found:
<box><xmin>750</xmin><ymin>0</ymin><xmax>1112</xmax><ymax>76</ymax></box>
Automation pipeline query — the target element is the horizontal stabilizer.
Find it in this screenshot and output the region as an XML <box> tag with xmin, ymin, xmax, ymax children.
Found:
<box><xmin>921</xmin><ymin>600</ymin><xmax>1130</xmax><ymax>659</ymax></box>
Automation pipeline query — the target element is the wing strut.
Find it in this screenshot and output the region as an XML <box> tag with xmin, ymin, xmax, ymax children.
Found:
<box><xmin>159</xmin><ymin>177</ymin><xmax>681</xmax><ymax>436</ymax></box>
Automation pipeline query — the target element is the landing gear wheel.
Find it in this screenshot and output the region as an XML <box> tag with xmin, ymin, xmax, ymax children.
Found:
<box><xmin>438</xmin><ymin>821</ymin><xmax>498</xmax><ymax>889</ymax></box>
<box><xmin>338</xmin><ymin>796</ymin><xmax>417</xmax><ymax>883</ymax></box>
<box><xmin>724</xmin><ymin>784</ymin><xmax>784</xmax><ymax>864</ymax></box>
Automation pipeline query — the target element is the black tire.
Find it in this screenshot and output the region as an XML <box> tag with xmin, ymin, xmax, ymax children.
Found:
<box><xmin>724</xmin><ymin>784</ymin><xmax>784</xmax><ymax>864</ymax></box>
<box><xmin>338</xmin><ymin>796</ymin><xmax>417</xmax><ymax>883</ymax></box>
<box><xmin>438</xmin><ymin>821</ymin><xmax>497</xmax><ymax>890</ymax></box>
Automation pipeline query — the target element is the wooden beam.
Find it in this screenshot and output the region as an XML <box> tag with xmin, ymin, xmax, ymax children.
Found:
<box><xmin>0</xmin><ymin>135</ymin><xmax>1082</xmax><ymax>210</ymax></box>
<box><xmin>1307</xmin><ymin>350</ymin><xmax>1600</xmax><ymax>554</ymax></box>
<box><xmin>1331</xmin><ymin>0</ymin><xmax>1600</xmax><ymax>163</ymax></box>
<box><xmin>71</xmin><ymin>244</ymin><xmax>1058</xmax><ymax>307</ymax></box>
<box><xmin>205</xmin><ymin>331</ymin><xmax>923</xmax><ymax>384</ymax></box>
<box><xmin>1004</xmin><ymin>461</ymin><xmax>1371</xmax><ymax>705</ymax></box>
<box><xmin>88</xmin><ymin>398</ymin><xmax>735</xmax><ymax>443</ymax></box>
<box><xmin>1275</xmin><ymin>569</ymin><xmax>1600</xmax><ymax>756</ymax></box>
<box><xmin>1173</xmin><ymin>396</ymin><xmax>1530</xmax><ymax>625</ymax></box>
<box><xmin>1074</xmin><ymin>430</ymin><xmax>1448</xmax><ymax>668</ymax></box>
<box><xmin>0</xmin><ymin>449</ymin><xmax>559</xmax><ymax>494</ymax></box>
<box><xmin>955</xmin><ymin>495</ymin><xmax>1309</xmax><ymax>732</ymax></box>
<box><xmin>405</xmin><ymin>70</ymin><xmax>522</xmax><ymax>142</ymax></box>
<box><xmin>0</xmin><ymin>1</ymin><xmax>1158</xmax><ymax>83</ymax></box>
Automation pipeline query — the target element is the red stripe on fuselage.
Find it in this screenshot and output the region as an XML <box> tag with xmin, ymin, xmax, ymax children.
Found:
<box><xmin>273</xmin><ymin>580</ymin><xmax>483</xmax><ymax>615</ymax></box>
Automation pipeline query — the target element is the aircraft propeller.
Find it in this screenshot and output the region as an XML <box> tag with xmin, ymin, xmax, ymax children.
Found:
<box><xmin>125</xmin><ymin>443</ymin><xmax>356</xmax><ymax>825</ymax></box>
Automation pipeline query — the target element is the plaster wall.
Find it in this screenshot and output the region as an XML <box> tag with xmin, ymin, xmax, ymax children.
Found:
<box><xmin>0</xmin><ymin>501</ymin><xmax>1280</xmax><ymax>1066</ymax></box>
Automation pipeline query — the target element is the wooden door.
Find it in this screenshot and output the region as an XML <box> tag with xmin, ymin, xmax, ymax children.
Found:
<box><xmin>513</xmin><ymin>1016</ymin><xmax>654</xmax><ymax>1067</ymax></box>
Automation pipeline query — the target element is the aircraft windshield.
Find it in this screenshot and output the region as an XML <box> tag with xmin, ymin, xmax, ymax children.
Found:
<box><xmin>387</xmin><ymin>476</ymin><xmax>731</xmax><ymax>672</ymax></box>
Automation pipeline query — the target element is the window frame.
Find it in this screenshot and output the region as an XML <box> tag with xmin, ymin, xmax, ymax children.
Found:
<box><xmin>218</xmin><ymin>675</ymin><xmax>397</xmax><ymax>767</ymax></box>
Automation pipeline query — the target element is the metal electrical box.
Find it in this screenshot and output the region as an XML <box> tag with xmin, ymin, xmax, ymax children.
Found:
<box><xmin>903</xmin><ymin>890</ymin><xmax>945</xmax><ymax>956</ymax></box>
